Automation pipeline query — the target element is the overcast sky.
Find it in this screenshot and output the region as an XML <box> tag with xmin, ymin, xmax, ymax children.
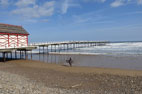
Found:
<box><xmin>0</xmin><ymin>0</ymin><xmax>142</xmax><ymax>42</ymax></box>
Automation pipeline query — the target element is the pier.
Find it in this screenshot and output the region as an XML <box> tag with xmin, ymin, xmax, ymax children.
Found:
<box><xmin>0</xmin><ymin>23</ymin><xmax>109</xmax><ymax>62</ymax></box>
<box><xmin>30</xmin><ymin>41</ymin><xmax>109</xmax><ymax>54</ymax></box>
<box><xmin>0</xmin><ymin>46</ymin><xmax>36</xmax><ymax>62</ymax></box>
<box><xmin>0</xmin><ymin>41</ymin><xmax>108</xmax><ymax>62</ymax></box>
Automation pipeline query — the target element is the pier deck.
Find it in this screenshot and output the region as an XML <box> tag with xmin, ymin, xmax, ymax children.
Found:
<box><xmin>31</xmin><ymin>41</ymin><xmax>109</xmax><ymax>47</ymax></box>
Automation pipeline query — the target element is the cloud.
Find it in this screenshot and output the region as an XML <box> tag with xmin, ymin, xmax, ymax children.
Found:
<box><xmin>15</xmin><ymin>0</ymin><xmax>36</xmax><ymax>7</ymax></box>
<box><xmin>0</xmin><ymin>0</ymin><xmax>9</xmax><ymax>7</ymax></box>
<box><xmin>72</xmin><ymin>9</ymin><xmax>111</xmax><ymax>25</ymax></box>
<box><xmin>137</xmin><ymin>0</ymin><xmax>142</xmax><ymax>5</ymax></box>
<box><xmin>41</xmin><ymin>19</ymin><xmax>49</xmax><ymax>22</ymax></box>
<box><xmin>110</xmin><ymin>0</ymin><xmax>142</xmax><ymax>7</ymax></box>
<box><xmin>61</xmin><ymin>0</ymin><xmax>70</xmax><ymax>14</ymax></box>
<box><xmin>124</xmin><ymin>11</ymin><xmax>142</xmax><ymax>15</ymax></box>
<box><xmin>12</xmin><ymin>1</ymin><xmax>55</xmax><ymax>18</ymax></box>
<box><xmin>1</xmin><ymin>0</ymin><xmax>142</xmax><ymax>24</ymax></box>
<box><xmin>61</xmin><ymin>0</ymin><xmax>80</xmax><ymax>14</ymax></box>
<box><xmin>110</xmin><ymin>0</ymin><xmax>125</xmax><ymax>7</ymax></box>
<box><xmin>83</xmin><ymin>0</ymin><xmax>106</xmax><ymax>3</ymax></box>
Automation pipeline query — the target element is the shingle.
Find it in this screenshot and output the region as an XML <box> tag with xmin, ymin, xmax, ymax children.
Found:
<box><xmin>0</xmin><ymin>23</ymin><xmax>29</xmax><ymax>35</ymax></box>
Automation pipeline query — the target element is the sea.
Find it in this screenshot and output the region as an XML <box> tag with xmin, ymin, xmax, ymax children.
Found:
<box><xmin>71</xmin><ymin>41</ymin><xmax>142</xmax><ymax>56</ymax></box>
<box><xmin>27</xmin><ymin>41</ymin><xmax>142</xmax><ymax>70</ymax></box>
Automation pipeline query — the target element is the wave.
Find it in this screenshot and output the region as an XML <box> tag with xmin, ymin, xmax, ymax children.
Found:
<box><xmin>30</xmin><ymin>42</ymin><xmax>142</xmax><ymax>56</ymax></box>
<box><xmin>75</xmin><ymin>42</ymin><xmax>142</xmax><ymax>55</ymax></box>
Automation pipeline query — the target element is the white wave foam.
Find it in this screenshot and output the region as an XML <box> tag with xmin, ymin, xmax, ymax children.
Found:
<box><xmin>74</xmin><ymin>42</ymin><xmax>142</xmax><ymax>55</ymax></box>
<box><xmin>49</xmin><ymin>52</ymin><xmax>107</xmax><ymax>55</ymax></box>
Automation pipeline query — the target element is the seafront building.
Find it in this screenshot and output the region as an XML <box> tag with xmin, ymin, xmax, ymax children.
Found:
<box><xmin>0</xmin><ymin>23</ymin><xmax>29</xmax><ymax>48</ymax></box>
<box><xmin>0</xmin><ymin>23</ymin><xmax>35</xmax><ymax>62</ymax></box>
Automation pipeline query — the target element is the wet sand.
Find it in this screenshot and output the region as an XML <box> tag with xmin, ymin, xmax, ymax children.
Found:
<box><xmin>32</xmin><ymin>53</ymin><xmax>142</xmax><ymax>70</ymax></box>
<box><xmin>0</xmin><ymin>60</ymin><xmax>142</xmax><ymax>93</ymax></box>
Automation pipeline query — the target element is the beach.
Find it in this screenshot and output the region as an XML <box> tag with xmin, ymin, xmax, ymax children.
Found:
<box><xmin>1</xmin><ymin>1</ymin><xmax>142</xmax><ymax>93</ymax></box>
<box><xmin>0</xmin><ymin>60</ymin><xmax>142</xmax><ymax>94</ymax></box>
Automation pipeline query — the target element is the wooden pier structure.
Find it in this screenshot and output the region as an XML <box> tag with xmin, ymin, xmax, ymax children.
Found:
<box><xmin>0</xmin><ymin>46</ymin><xmax>36</xmax><ymax>62</ymax></box>
<box><xmin>31</xmin><ymin>41</ymin><xmax>109</xmax><ymax>54</ymax></box>
<box><xmin>0</xmin><ymin>41</ymin><xmax>109</xmax><ymax>62</ymax></box>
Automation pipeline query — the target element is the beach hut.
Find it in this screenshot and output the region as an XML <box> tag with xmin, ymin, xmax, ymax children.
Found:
<box><xmin>0</xmin><ymin>23</ymin><xmax>29</xmax><ymax>48</ymax></box>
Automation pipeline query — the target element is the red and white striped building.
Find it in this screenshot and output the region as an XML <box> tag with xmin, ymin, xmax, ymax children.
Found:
<box><xmin>0</xmin><ymin>23</ymin><xmax>29</xmax><ymax>48</ymax></box>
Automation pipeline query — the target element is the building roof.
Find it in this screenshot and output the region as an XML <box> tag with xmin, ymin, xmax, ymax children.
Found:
<box><xmin>0</xmin><ymin>23</ymin><xmax>29</xmax><ymax>35</ymax></box>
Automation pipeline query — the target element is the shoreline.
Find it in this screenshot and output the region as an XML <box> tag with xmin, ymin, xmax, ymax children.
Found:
<box><xmin>32</xmin><ymin>53</ymin><xmax>142</xmax><ymax>70</ymax></box>
<box><xmin>1</xmin><ymin>60</ymin><xmax>142</xmax><ymax>76</ymax></box>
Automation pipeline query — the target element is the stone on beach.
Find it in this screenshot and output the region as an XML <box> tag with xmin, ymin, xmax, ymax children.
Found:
<box><xmin>0</xmin><ymin>60</ymin><xmax>142</xmax><ymax>94</ymax></box>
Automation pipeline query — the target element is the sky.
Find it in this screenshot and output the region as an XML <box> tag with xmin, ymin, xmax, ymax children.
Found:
<box><xmin>0</xmin><ymin>0</ymin><xmax>142</xmax><ymax>43</ymax></box>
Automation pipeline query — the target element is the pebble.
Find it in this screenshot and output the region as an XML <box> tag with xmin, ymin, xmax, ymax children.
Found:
<box><xmin>0</xmin><ymin>71</ymin><xmax>91</xmax><ymax>94</ymax></box>
<box><xmin>0</xmin><ymin>71</ymin><xmax>142</xmax><ymax>94</ymax></box>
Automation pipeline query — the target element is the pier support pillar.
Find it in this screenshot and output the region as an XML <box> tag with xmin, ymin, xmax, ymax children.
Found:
<box><xmin>25</xmin><ymin>50</ymin><xmax>28</xmax><ymax>60</ymax></box>
<box><xmin>64</xmin><ymin>44</ymin><xmax>66</xmax><ymax>50</ymax></box>
<box><xmin>10</xmin><ymin>52</ymin><xmax>12</xmax><ymax>60</ymax></box>
<box><xmin>55</xmin><ymin>45</ymin><xmax>56</xmax><ymax>52</ymax></box>
<box><xmin>3</xmin><ymin>52</ymin><xmax>6</xmax><ymax>62</ymax></box>
<box><xmin>47</xmin><ymin>46</ymin><xmax>48</xmax><ymax>54</ymax></box>
<box><xmin>51</xmin><ymin>45</ymin><xmax>52</xmax><ymax>52</ymax></box>
<box><xmin>20</xmin><ymin>51</ymin><xmax>22</xmax><ymax>59</ymax></box>
<box><xmin>39</xmin><ymin>47</ymin><xmax>41</xmax><ymax>54</ymax></box>
<box><xmin>73</xmin><ymin>44</ymin><xmax>75</xmax><ymax>48</ymax></box>
<box><xmin>6</xmin><ymin>53</ymin><xmax>8</xmax><ymax>59</ymax></box>
<box><xmin>31</xmin><ymin>50</ymin><xmax>32</xmax><ymax>60</ymax></box>
<box><xmin>42</xmin><ymin>46</ymin><xmax>44</xmax><ymax>54</ymax></box>
<box><xmin>43</xmin><ymin>46</ymin><xmax>45</xmax><ymax>54</ymax></box>
<box><xmin>15</xmin><ymin>50</ymin><xmax>17</xmax><ymax>59</ymax></box>
<box><xmin>67</xmin><ymin>44</ymin><xmax>69</xmax><ymax>50</ymax></box>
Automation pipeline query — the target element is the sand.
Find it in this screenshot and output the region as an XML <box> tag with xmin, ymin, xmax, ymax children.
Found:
<box><xmin>0</xmin><ymin>60</ymin><xmax>142</xmax><ymax>94</ymax></box>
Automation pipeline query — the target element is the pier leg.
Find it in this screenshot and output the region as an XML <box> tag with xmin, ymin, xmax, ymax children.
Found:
<box><xmin>55</xmin><ymin>45</ymin><xmax>56</xmax><ymax>52</ymax></box>
<box><xmin>3</xmin><ymin>52</ymin><xmax>6</xmax><ymax>62</ymax></box>
<box><xmin>63</xmin><ymin>44</ymin><xmax>65</xmax><ymax>50</ymax></box>
<box><xmin>67</xmin><ymin>44</ymin><xmax>69</xmax><ymax>50</ymax></box>
<box><xmin>10</xmin><ymin>52</ymin><xmax>12</xmax><ymax>60</ymax></box>
<box><xmin>39</xmin><ymin>47</ymin><xmax>40</xmax><ymax>54</ymax></box>
<box><xmin>6</xmin><ymin>53</ymin><xmax>8</xmax><ymax>59</ymax></box>
<box><xmin>57</xmin><ymin>45</ymin><xmax>59</xmax><ymax>52</ymax></box>
<box><xmin>51</xmin><ymin>45</ymin><xmax>52</xmax><ymax>52</ymax></box>
<box><xmin>58</xmin><ymin>45</ymin><xmax>60</xmax><ymax>52</ymax></box>
<box><xmin>43</xmin><ymin>46</ymin><xmax>44</xmax><ymax>54</ymax></box>
<box><xmin>25</xmin><ymin>50</ymin><xmax>27</xmax><ymax>60</ymax></box>
<box><xmin>20</xmin><ymin>51</ymin><xmax>22</xmax><ymax>59</ymax></box>
<box><xmin>15</xmin><ymin>50</ymin><xmax>17</xmax><ymax>59</ymax></box>
<box><xmin>47</xmin><ymin>46</ymin><xmax>48</xmax><ymax>54</ymax></box>
<box><xmin>31</xmin><ymin>50</ymin><xmax>32</xmax><ymax>60</ymax></box>
<box><xmin>22</xmin><ymin>51</ymin><xmax>23</xmax><ymax>59</ymax></box>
